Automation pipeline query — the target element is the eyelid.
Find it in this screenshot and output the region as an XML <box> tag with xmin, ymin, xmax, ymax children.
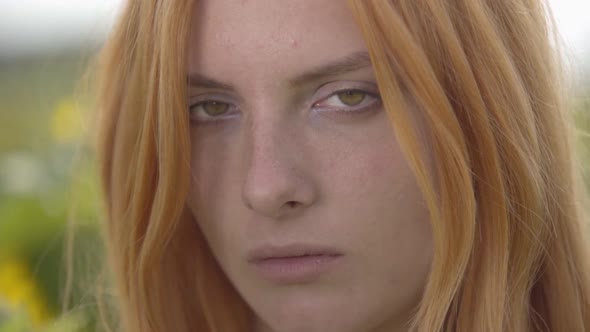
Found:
<box><xmin>313</xmin><ymin>80</ymin><xmax>380</xmax><ymax>101</ymax></box>
<box><xmin>189</xmin><ymin>92</ymin><xmax>236</xmax><ymax>105</ymax></box>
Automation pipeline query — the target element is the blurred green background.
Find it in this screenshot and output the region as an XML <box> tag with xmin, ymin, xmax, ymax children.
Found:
<box><xmin>0</xmin><ymin>52</ymin><xmax>108</xmax><ymax>331</ymax></box>
<box><xmin>0</xmin><ymin>1</ymin><xmax>589</xmax><ymax>332</ymax></box>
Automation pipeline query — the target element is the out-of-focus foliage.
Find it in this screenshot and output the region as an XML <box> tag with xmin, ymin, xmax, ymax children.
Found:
<box><xmin>0</xmin><ymin>53</ymin><xmax>104</xmax><ymax>332</ymax></box>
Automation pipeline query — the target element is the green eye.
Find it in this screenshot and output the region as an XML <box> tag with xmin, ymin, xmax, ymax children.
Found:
<box><xmin>337</xmin><ymin>90</ymin><xmax>366</xmax><ymax>106</ymax></box>
<box><xmin>201</xmin><ymin>101</ymin><xmax>230</xmax><ymax>116</ymax></box>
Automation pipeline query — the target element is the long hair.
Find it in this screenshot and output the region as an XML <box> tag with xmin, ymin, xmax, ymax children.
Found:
<box><xmin>96</xmin><ymin>0</ymin><xmax>590</xmax><ymax>331</ymax></box>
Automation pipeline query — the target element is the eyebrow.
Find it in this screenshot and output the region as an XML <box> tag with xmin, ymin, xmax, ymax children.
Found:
<box><xmin>187</xmin><ymin>73</ymin><xmax>235</xmax><ymax>91</ymax></box>
<box><xmin>288</xmin><ymin>51</ymin><xmax>373</xmax><ymax>87</ymax></box>
<box><xmin>187</xmin><ymin>51</ymin><xmax>373</xmax><ymax>91</ymax></box>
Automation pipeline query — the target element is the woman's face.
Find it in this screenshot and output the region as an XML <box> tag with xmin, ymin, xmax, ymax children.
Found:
<box><xmin>186</xmin><ymin>1</ymin><xmax>433</xmax><ymax>331</ymax></box>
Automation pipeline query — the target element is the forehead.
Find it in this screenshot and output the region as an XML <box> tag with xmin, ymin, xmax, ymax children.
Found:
<box><xmin>188</xmin><ymin>0</ymin><xmax>368</xmax><ymax>80</ymax></box>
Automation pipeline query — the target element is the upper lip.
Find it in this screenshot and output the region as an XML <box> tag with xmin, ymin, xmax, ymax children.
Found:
<box><xmin>247</xmin><ymin>243</ymin><xmax>343</xmax><ymax>262</ymax></box>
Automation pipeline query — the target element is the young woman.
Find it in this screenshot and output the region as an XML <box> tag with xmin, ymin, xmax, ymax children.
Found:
<box><xmin>95</xmin><ymin>0</ymin><xmax>590</xmax><ymax>331</ymax></box>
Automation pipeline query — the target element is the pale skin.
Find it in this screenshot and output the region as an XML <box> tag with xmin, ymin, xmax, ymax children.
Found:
<box><xmin>186</xmin><ymin>1</ymin><xmax>433</xmax><ymax>331</ymax></box>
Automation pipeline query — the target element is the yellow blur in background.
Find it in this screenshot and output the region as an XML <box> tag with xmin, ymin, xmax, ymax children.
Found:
<box><xmin>0</xmin><ymin>257</ymin><xmax>52</xmax><ymax>326</ymax></box>
<box><xmin>0</xmin><ymin>53</ymin><xmax>103</xmax><ymax>331</ymax></box>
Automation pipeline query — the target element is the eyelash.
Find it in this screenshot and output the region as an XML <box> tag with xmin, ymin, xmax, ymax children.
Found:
<box><xmin>188</xmin><ymin>89</ymin><xmax>382</xmax><ymax>123</ymax></box>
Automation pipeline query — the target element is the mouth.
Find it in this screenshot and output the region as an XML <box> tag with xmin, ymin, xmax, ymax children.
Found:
<box><xmin>247</xmin><ymin>243</ymin><xmax>344</xmax><ymax>284</ymax></box>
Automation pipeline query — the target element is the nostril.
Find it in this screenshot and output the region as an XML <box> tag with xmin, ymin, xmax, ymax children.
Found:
<box><xmin>285</xmin><ymin>201</ymin><xmax>299</xmax><ymax>209</ymax></box>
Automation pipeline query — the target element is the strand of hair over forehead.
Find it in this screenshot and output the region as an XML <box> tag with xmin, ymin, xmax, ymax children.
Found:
<box><xmin>97</xmin><ymin>0</ymin><xmax>255</xmax><ymax>330</ymax></box>
<box><xmin>349</xmin><ymin>0</ymin><xmax>590</xmax><ymax>331</ymax></box>
<box><xmin>350</xmin><ymin>1</ymin><xmax>477</xmax><ymax>330</ymax></box>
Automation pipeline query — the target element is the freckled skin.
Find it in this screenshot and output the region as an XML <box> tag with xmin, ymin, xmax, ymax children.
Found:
<box><xmin>186</xmin><ymin>1</ymin><xmax>434</xmax><ymax>332</ymax></box>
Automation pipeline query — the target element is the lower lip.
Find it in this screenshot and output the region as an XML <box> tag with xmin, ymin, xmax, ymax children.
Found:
<box><xmin>252</xmin><ymin>254</ymin><xmax>342</xmax><ymax>284</ymax></box>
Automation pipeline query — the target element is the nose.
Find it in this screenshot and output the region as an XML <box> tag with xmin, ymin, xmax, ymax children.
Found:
<box><xmin>241</xmin><ymin>117</ymin><xmax>317</xmax><ymax>220</ymax></box>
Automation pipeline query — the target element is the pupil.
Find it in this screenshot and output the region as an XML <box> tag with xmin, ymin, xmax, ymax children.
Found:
<box><xmin>205</xmin><ymin>101</ymin><xmax>228</xmax><ymax>115</ymax></box>
<box><xmin>339</xmin><ymin>90</ymin><xmax>365</xmax><ymax>106</ymax></box>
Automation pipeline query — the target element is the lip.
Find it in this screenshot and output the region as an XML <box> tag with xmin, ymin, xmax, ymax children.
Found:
<box><xmin>247</xmin><ymin>243</ymin><xmax>343</xmax><ymax>284</ymax></box>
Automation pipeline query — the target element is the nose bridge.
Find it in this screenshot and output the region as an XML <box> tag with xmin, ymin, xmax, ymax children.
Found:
<box><xmin>241</xmin><ymin>113</ymin><xmax>315</xmax><ymax>219</ymax></box>
<box><xmin>249</xmin><ymin>122</ymin><xmax>282</xmax><ymax>173</ymax></box>
<box><xmin>248</xmin><ymin>113</ymin><xmax>294</xmax><ymax>172</ymax></box>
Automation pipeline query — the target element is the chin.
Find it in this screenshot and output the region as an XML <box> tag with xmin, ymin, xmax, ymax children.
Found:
<box><xmin>251</xmin><ymin>293</ymin><xmax>375</xmax><ymax>332</ymax></box>
<box><xmin>258</xmin><ymin>316</ymin><xmax>352</xmax><ymax>332</ymax></box>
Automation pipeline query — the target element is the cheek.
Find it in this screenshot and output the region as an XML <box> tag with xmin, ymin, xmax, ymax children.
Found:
<box><xmin>188</xmin><ymin>125</ymin><xmax>244</xmax><ymax>206</ymax></box>
<box><xmin>322</xmin><ymin>121</ymin><xmax>414</xmax><ymax>210</ymax></box>
<box><xmin>186</xmin><ymin>131</ymin><xmax>241</xmax><ymax>248</ymax></box>
<box><xmin>350</xmin><ymin>144</ymin><xmax>431</xmax><ymax>251</ymax></box>
<box><xmin>343</xmin><ymin>141</ymin><xmax>432</xmax><ymax>317</ymax></box>
<box><xmin>325</xmin><ymin>122</ymin><xmax>433</xmax><ymax>273</ymax></box>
